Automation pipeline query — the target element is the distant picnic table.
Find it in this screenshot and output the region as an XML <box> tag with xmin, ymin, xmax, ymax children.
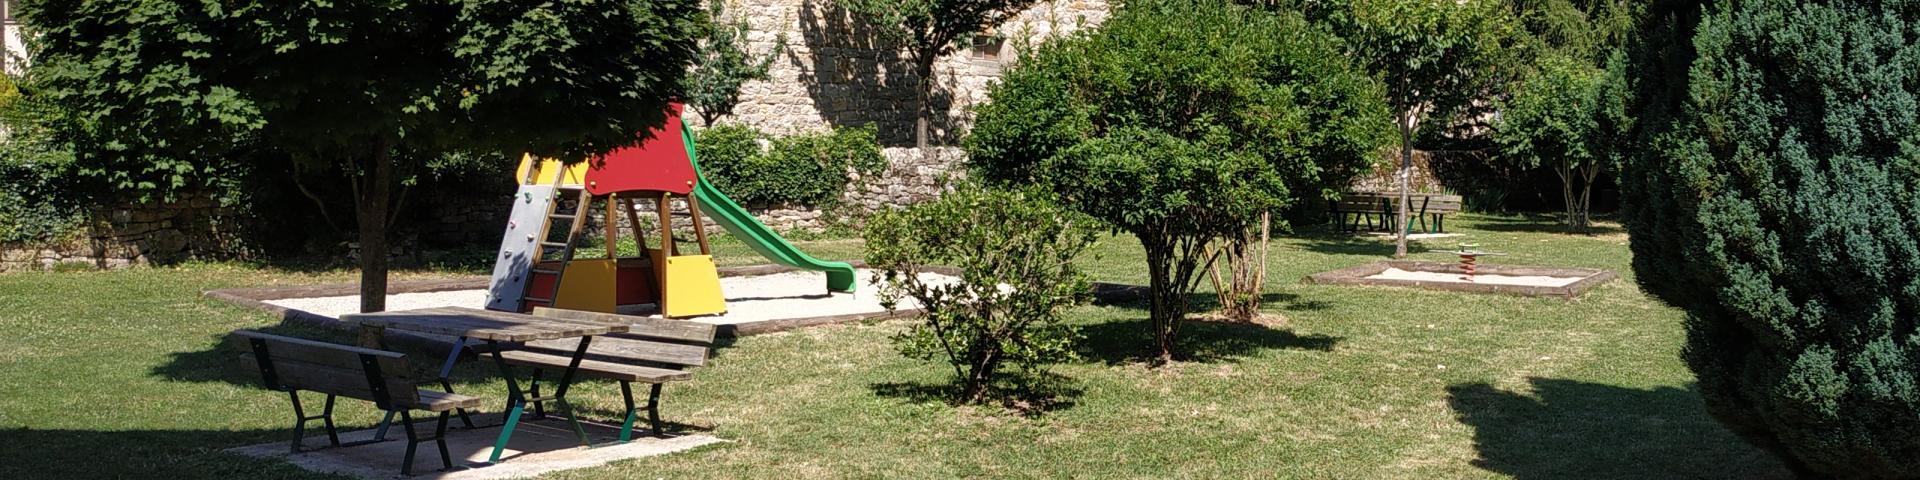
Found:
<box><xmin>1329</xmin><ymin>191</ymin><xmax>1463</xmax><ymax>234</ymax></box>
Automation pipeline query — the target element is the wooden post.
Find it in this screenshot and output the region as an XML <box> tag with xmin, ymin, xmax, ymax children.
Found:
<box><xmin>604</xmin><ymin>194</ymin><xmax>618</xmax><ymax>259</ymax></box>
<box><xmin>687</xmin><ymin>194</ymin><xmax>711</xmax><ymax>255</ymax></box>
<box><xmin>619</xmin><ymin>197</ymin><xmax>649</xmax><ymax>256</ymax></box>
<box><xmin>657</xmin><ymin>192</ymin><xmax>675</xmax><ymax>257</ymax></box>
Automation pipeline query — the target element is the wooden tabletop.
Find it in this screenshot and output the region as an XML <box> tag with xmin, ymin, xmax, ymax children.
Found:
<box><xmin>343</xmin><ymin>306</ymin><xmax>629</xmax><ymax>342</ymax></box>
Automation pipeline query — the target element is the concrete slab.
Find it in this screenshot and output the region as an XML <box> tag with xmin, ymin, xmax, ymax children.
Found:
<box><xmin>263</xmin><ymin>269</ymin><xmax>957</xmax><ymax>329</ymax></box>
<box><xmin>227</xmin><ymin>415</ymin><xmax>724</xmax><ymax>480</ymax></box>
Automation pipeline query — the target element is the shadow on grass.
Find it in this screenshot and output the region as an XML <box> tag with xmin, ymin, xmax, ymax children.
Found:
<box><xmin>0</xmin><ymin>428</ymin><xmax>347</xmax><ymax>479</ymax></box>
<box><xmin>1449</xmin><ymin>378</ymin><xmax>1789</xmax><ymax>479</ymax></box>
<box><xmin>1467</xmin><ymin>214</ymin><xmax>1626</xmax><ymax>236</ymax></box>
<box><xmin>1075</xmin><ymin>317</ymin><xmax>1340</xmax><ymax>365</ymax></box>
<box><xmin>871</xmin><ymin>370</ymin><xmax>1084</xmax><ymax>417</ymax></box>
<box><xmin>1294</xmin><ymin>235</ymin><xmax>1437</xmax><ymax>257</ymax></box>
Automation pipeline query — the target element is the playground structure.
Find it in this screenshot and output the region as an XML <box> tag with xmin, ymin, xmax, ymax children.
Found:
<box><xmin>484</xmin><ymin>103</ymin><xmax>857</xmax><ymax>318</ymax></box>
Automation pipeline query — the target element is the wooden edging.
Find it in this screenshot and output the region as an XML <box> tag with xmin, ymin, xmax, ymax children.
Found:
<box><xmin>206</xmin><ymin>263</ymin><xmax>1148</xmax><ymax>347</ymax></box>
<box><xmin>1301</xmin><ymin>260</ymin><xmax>1617</xmax><ymax>299</ymax></box>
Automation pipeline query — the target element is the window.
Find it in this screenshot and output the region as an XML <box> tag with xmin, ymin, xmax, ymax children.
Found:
<box><xmin>970</xmin><ymin>32</ymin><xmax>1004</xmax><ymax>62</ymax></box>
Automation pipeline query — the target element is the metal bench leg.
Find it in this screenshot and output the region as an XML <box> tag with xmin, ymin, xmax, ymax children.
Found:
<box><xmin>433</xmin><ymin>411</ymin><xmax>454</xmax><ymax>471</ymax></box>
<box><xmin>399</xmin><ymin>410</ymin><xmax>419</xmax><ymax>476</ymax></box>
<box><xmin>286</xmin><ymin>391</ymin><xmax>344</xmax><ymax>453</ymax></box>
<box><xmin>648</xmin><ymin>383</ymin><xmax>664</xmax><ymax>436</ymax></box>
<box><xmin>320</xmin><ymin>394</ymin><xmax>339</xmax><ymax>447</ymax></box>
<box><xmin>437</xmin><ymin>336</ymin><xmax>476</xmax><ymax>429</ymax></box>
<box><xmin>545</xmin><ymin>337</ymin><xmax>595</xmax><ymax>447</ymax></box>
<box><xmin>618</xmin><ymin>381</ymin><xmax>639</xmax><ymax>443</ymax></box>
<box><xmin>529</xmin><ymin>369</ymin><xmax>546</xmax><ymax>420</ymax></box>
<box><xmin>485</xmin><ymin>340</ymin><xmax>525</xmax><ymax>464</ymax></box>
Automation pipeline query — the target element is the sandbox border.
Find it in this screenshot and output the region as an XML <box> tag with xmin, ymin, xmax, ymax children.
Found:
<box><xmin>1302</xmin><ymin>261</ymin><xmax>1616</xmax><ymax>299</ymax></box>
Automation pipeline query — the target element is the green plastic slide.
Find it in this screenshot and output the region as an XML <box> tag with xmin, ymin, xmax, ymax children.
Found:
<box><xmin>683</xmin><ymin>129</ymin><xmax>858</xmax><ymax>293</ymax></box>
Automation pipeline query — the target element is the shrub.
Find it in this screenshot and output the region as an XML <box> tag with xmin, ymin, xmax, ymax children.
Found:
<box><xmin>696</xmin><ymin>125</ymin><xmax>885</xmax><ymax>208</ymax></box>
<box><xmin>0</xmin><ymin>75</ymin><xmax>87</xmax><ymax>244</ymax></box>
<box><xmin>967</xmin><ymin>0</ymin><xmax>1391</xmax><ymax>361</ymax></box>
<box><xmin>1617</xmin><ymin>0</ymin><xmax>1920</xmax><ymax>476</ymax></box>
<box><xmin>864</xmin><ymin>184</ymin><xmax>1096</xmax><ymax>402</ymax></box>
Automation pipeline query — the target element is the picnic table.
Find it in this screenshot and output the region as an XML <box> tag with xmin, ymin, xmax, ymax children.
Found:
<box><xmin>342</xmin><ymin>306</ymin><xmax>629</xmax><ymax>464</ymax></box>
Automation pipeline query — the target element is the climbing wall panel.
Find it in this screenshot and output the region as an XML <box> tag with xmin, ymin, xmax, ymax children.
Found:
<box><xmin>485</xmin><ymin>185</ymin><xmax>557</xmax><ymax>312</ymax></box>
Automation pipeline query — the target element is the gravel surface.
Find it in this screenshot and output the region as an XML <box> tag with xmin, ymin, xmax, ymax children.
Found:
<box><xmin>265</xmin><ymin>269</ymin><xmax>957</xmax><ymax>326</ymax></box>
<box><xmin>1366</xmin><ymin>267</ymin><xmax>1580</xmax><ymax>287</ymax></box>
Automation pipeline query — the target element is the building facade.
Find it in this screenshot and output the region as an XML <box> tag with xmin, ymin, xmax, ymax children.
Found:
<box><xmin>1</xmin><ymin>0</ymin><xmax>21</xmax><ymax>75</ymax></box>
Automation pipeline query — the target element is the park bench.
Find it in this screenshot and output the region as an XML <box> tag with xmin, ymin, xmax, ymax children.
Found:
<box><xmin>1329</xmin><ymin>192</ymin><xmax>1462</xmax><ymax>234</ymax></box>
<box><xmin>495</xmin><ymin>307</ymin><xmax>717</xmax><ymax>442</ymax></box>
<box><xmin>233</xmin><ymin>329</ymin><xmax>483</xmax><ymax>476</ymax></box>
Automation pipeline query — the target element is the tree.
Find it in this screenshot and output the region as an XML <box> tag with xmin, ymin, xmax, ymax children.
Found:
<box><xmin>1289</xmin><ymin>0</ymin><xmax>1512</xmax><ymax>257</ymax></box>
<box><xmin>968</xmin><ymin>0</ymin><xmax>1391</xmax><ymax>362</ymax></box>
<box><xmin>1493</xmin><ymin>0</ymin><xmax>1637</xmax><ymax>232</ymax></box>
<box><xmin>22</xmin><ymin>0</ymin><xmax>705</xmax><ymax>312</ymax></box>
<box><xmin>865</xmin><ymin>184</ymin><xmax>1096</xmax><ymax>402</ymax></box>
<box><xmin>1617</xmin><ymin>0</ymin><xmax>1920</xmax><ymax>476</ymax></box>
<box><xmin>837</xmin><ymin>0</ymin><xmax>1039</xmax><ymax>149</ymax></box>
<box><xmin>1492</xmin><ymin>53</ymin><xmax>1605</xmax><ymax>232</ymax></box>
<box><xmin>683</xmin><ymin>0</ymin><xmax>786</xmax><ymax>127</ymax></box>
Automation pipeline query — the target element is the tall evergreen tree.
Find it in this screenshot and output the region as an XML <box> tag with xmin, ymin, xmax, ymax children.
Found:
<box><xmin>1617</xmin><ymin>0</ymin><xmax>1920</xmax><ymax>476</ymax></box>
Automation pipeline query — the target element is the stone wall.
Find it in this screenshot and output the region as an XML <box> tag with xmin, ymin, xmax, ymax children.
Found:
<box><xmin>0</xmin><ymin>194</ymin><xmax>252</xmax><ymax>272</ymax></box>
<box><xmin>718</xmin><ymin>0</ymin><xmax>1111</xmax><ymax>145</ymax></box>
<box><xmin>1352</xmin><ymin>149</ymin><xmax>1445</xmax><ymax>194</ymax></box>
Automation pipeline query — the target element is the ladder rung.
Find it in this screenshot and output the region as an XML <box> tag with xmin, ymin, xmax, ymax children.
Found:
<box><xmin>530</xmin><ymin>268</ymin><xmax>562</xmax><ymax>275</ymax></box>
<box><xmin>539</xmin><ymin>241</ymin><xmax>570</xmax><ymax>248</ymax></box>
<box><xmin>524</xmin><ymin>297</ymin><xmax>554</xmax><ymax>303</ymax></box>
<box><xmin>548</xmin><ymin>214</ymin><xmax>577</xmax><ymax>220</ymax></box>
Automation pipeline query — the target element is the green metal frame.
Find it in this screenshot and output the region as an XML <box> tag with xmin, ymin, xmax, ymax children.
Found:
<box><xmin>482</xmin><ymin>337</ymin><xmax>597</xmax><ymax>464</ymax></box>
<box><xmin>246</xmin><ymin>336</ymin><xmax>457</xmax><ymax>476</ymax></box>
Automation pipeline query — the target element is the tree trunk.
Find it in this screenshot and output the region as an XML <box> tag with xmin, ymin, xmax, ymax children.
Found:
<box><xmin>1579</xmin><ymin>163</ymin><xmax>1598</xmax><ymax>230</ymax></box>
<box><xmin>914</xmin><ymin>57</ymin><xmax>934</xmax><ymax>150</ymax></box>
<box><xmin>1394</xmin><ymin>112</ymin><xmax>1416</xmax><ymax>258</ymax></box>
<box><xmin>355</xmin><ymin>140</ymin><xmax>393</xmax><ymax>313</ymax></box>
<box><xmin>1145</xmin><ymin>239</ymin><xmax>1181</xmax><ymax>364</ymax></box>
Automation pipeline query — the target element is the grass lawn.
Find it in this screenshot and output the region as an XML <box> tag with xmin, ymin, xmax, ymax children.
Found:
<box><xmin>0</xmin><ymin>213</ymin><xmax>1789</xmax><ymax>479</ymax></box>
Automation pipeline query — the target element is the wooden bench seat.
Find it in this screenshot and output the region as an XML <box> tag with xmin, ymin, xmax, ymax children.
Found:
<box><xmin>499</xmin><ymin>307</ymin><xmax>717</xmax><ymax>441</ymax></box>
<box><xmin>232</xmin><ymin>330</ymin><xmax>470</xmax><ymax>475</ymax></box>
<box><xmin>495</xmin><ymin>350</ymin><xmax>694</xmax><ymax>383</ymax></box>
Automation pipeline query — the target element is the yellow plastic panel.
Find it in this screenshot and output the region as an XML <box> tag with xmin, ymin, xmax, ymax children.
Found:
<box><xmin>663</xmin><ymin>255</ymin><xmax>727</xmax><ymax>318</ymax></box>
<box><xmin>514</xmin><ymin>153</ymin><xmax>588</xmax><ymax>187</ymax></box>
<box><xmin>554</xmin><ymin>259</ymin><xmax>618</xmax><ymax>313</ymax></box>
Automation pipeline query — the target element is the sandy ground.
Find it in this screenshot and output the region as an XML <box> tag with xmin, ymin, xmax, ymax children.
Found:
<box><xmin>1364</xmin><ymin>232</ymin><xmax>1465</xmax><ymax>240</ymax></box>
<box><xmin>265</xmin><ymin>269</ymin><xmax>956</xmax><ymax>326</ymax></box>
<box><xmin>1366</xmin><ymin>267</ymin><xmax>1580</xmax><ymax>287</ymax></box>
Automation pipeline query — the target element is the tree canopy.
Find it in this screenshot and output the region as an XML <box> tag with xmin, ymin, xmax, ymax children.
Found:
<box><xmin>21</xmin><ymin>0</ymin><xmax>706</xmax><ymax>311</ymax></box>
<box><xmin>968</xmin><ymin>0</ymin><xmax>1391</xmax><ymax>361</ymax></box>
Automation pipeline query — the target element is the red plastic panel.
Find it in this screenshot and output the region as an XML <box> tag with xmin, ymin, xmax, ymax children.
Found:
<box><xmin>584</xmin><ymin>103</ymin><xmax>698</xmax><ymax>195</ymax></box>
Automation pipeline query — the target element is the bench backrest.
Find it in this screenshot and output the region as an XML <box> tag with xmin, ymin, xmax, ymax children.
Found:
<box><xmin>231</xmin><ymin>330</ymin><xmax>419</xmax><ymax>409</ymax></box>
<box><xmin>522</xmin><ymin>307</ymin><xmax>718</xmax><ymax>370</ymax></box>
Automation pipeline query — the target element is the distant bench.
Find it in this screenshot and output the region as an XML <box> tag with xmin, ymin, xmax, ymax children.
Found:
<box><xmin>1329</xmin><ymin>192</ymin><xmax>1462</xmax><ymax>233</ymax></box>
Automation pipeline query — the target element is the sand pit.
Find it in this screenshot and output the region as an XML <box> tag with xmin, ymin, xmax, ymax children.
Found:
<box><xmin>1305</xmin><ymin>261</ymin><xmax>1615</xmax><ymax>298</ymax></box>
<box><xmin>264</xmin><ymin>269</ymin><xmax>955</xmax><ymax>329</ymax></box>
<box><xmin>1366</xmin><ymin>267</ymin><xmax>1581</xmax><ymax>287</ymax></box>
